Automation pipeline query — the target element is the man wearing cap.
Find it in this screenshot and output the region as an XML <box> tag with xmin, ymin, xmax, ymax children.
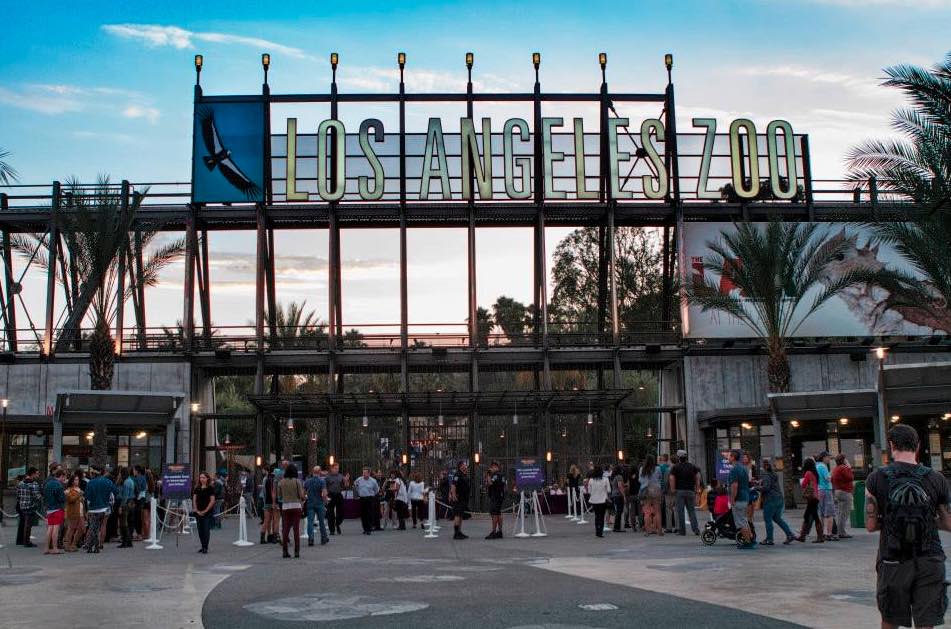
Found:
<box><xmin>669</xmin><ymin>449</ymin><xmax>701</xmax><ymax>536</ymax></box>
<box><xmin>816</xmin><ymin>451</ymin><xmax>837</xmax><ymax>541</ymax></box>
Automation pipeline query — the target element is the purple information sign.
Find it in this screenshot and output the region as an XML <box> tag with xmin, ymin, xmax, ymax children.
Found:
<box><xmin>162</xmin><ymin>463</ymin><xmax>192</xmax><ymax>501</ymax></box>
<box><xmin>514</xmin><ymin>458</ymin><xmax>545</xmax><ymax>491</ymax></box>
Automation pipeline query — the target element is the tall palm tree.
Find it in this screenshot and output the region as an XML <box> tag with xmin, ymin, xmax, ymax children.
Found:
<box><xmin>847</xmin><ymin>53</ymin><xmax>951</xmax><ymax>333</ymax></box>
<box><xmin>846</xmin><ymin>53</ymin><xmax>951</xmax><ymax>214</ymax></box>
<box><xmin>686</xmin><ymin>219</ymin><xmax>866</xmax><ymax>506</ymax></box>
<box><xmin>0</xmin><ymin>148</ymin><xmax>17</xmax><ymax>185</ymax></box>
<box><xmin>11</xmin><ymin>177</ymin><xmax>185</xmax><ymax>465</ymax></box>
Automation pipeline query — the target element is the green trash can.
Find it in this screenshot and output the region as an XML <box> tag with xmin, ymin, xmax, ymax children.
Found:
<box><xmin>851</xmin><ymin>480</ymin><xmax>866</xmax><ymax>529</ymax></box>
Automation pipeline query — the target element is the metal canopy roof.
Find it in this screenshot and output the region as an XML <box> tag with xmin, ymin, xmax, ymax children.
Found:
<box><xmin>247</xmin><ymin>389</ymin><xmax>677</xmax><ymax>418</ymax></box>
<box><xmin>883</xmin><ymin>362</ymin><xmax>951</xmax><ymax>417</ymax></box>
<box><xmin>54</xmin><ymin>390</ymin><xmax>185</xmax><ymax>425</ymax></box>
<box><xmin>768</xmin><ymin>389</ymin><xmax>878</xmax><ymax>423</ymax></box>
<box><xmin>696</xmin><ymin>406</ymin><xmax>770</xmax><ymax>429</ymax></box>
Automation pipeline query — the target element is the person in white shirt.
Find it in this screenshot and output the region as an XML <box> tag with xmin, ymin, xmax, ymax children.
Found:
<box><xmin>407</xmin><ymin>473</ymin><xmax>426</xmax><ymax>529</ymax></box>
<box><xmin>585</xmin><ymin>465</ymin><xmax>611</xmax><ymax>538</ymax></box>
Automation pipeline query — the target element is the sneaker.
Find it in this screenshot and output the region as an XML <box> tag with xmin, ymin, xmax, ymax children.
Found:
<box><xmin>485</xmin><ymin>532</ymin><xmax>496</xmax><ymax>540</ymax></box>
<box><xmin>321</xmin><ymin>538</ymin><xmax>329</xmax><ymax>545</ymax></box>
<box><xmin>308</xmin><ymin>538</ymin><xmax>314</xmax><ymax>547</ymax></box>
<box><xmin>761</xmin><ymin>540</ymin><xmax>774</xmax><ymax>545</ymax></box>
<box><xmin>839</xmin><ymin>534</ymin><xmax>853</xmax><ymax>539</ymax></box>
<box><xmin>784</xmin><ymin>535</ymin><xmax>796</xmax><ymax>545</ymax></box>
<box><xmin>453</xmin><ymin>532</ymin><xmax>468</xmax><ymax>540</ymax></box>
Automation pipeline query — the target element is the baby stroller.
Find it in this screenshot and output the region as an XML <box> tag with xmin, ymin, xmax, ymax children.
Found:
<box><xmin>700</xmin><ymin>509</ymin><xmax>757</xmax><ymax>547</ymax></box>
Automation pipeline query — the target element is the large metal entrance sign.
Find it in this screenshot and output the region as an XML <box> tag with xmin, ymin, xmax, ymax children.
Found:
<box><xmin>190</xmin><ymin>55</ymin><xmax>808</xmax><ymax>206</ymax></box>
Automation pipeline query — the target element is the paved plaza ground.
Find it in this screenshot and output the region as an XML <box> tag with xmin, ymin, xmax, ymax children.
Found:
<box><xmin>0</xmin><ymin>509</ymin><xmax>939</xmax><ymax>628</ymax></box>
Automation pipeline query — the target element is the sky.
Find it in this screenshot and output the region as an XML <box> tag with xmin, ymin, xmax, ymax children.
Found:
<box><xmin>0</xmin><ymin>0</ymin><xmax>948</xmax><ymax>332</ymax></box>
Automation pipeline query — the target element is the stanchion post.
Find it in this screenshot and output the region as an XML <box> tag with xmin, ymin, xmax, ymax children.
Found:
<box><xmin>424</xmin><ymin>492</ymin><xmax>438</xmax><ymax>538</ymax></box>
<box><xmin>515</xmin><ymin>491</ymin><xmax>529</xmax><ymax>538</ymax></box>
<box><xmin>145</xmin><ymin>496</ymin><xmax>163</xmax><ymax>550</ymax></box>
<box><xmin>576</xmin><ymin>492</ymin><xmax>588</xmax><ymax>525</ymax></box>
<box><xmin>233</xmin><ymin>495</ymin><xmax>254</xmax><ymax>547</ymax></box>
<box><xmin>530</xmin><ymin>490</ymin><xmax>548</xmax><ymax>537</ymax></box>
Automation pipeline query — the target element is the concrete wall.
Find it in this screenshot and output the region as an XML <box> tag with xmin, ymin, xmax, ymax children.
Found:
<box><xmin>682</xmin><ymin>351</ymin><xmax>951</xmax><ymax>473</ymax></box>
<box><xmin>0</xmin><ymin>361</ymin><xmax>192</xmax><ymax>462</ymax></box>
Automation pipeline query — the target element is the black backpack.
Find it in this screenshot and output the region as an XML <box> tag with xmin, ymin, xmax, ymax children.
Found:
<box><xmin>882</xmin><ymin>465</ymin><xmax>937</xmax><ymax>560</ymax></box>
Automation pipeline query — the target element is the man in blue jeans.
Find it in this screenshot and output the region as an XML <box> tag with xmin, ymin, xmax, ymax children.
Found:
<box><xmin>304</xmin><ymin>466</ymin><xmax>329</xmax><ymax>546</ymax></box>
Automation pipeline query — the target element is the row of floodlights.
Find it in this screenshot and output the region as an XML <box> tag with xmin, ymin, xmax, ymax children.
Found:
<box><xmin>194</xmin><ymin>51</ymin><xmax>675</xmax><ymax>75</ymax></box>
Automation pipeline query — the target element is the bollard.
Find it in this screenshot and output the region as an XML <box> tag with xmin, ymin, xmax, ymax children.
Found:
<box><xmin>576</xmin><ymin>493</ymin><xmax>588</xmax><ymax>525</ymax></box>
<box><xmin>530</xmin><ymin>490</ymin><xmax>548</xmax><ymax>537</ymax></box>
<box><xmin>514</xmin><ymin>491</ymin><xmax>530</xmax><ymax>538</ymax></box>
<box><xmin>424</xmin><ymin>492</ymin><xmax>438</xmax><ymax>539</ymax></box>
<box><xmin>565</xmin><ymin>488</ymin><xmax>574</xmax><ymax>519</ymax></box>
<box><xmin>233</xmin><ymin>495</ymin><xmax>255</xmax><ymax>547</ymax></box>
<box><xmin>145</xmin><ymin>496</ymin><xmax>163</xmax><ymax>550</ymax></box>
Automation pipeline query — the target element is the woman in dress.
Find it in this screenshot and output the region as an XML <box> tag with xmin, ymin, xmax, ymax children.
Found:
<box><xmin>639</xmin><ymin>455</ymin><xmax>664</xmax><ymax>536</ymax></box>
<box><xmin>63</xmin><ymin>473</ymin><xmax>85</xmax><ymax>552</ymax></box>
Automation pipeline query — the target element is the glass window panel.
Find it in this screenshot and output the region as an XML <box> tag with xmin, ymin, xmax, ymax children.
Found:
<box><xmin>117</xmin><ymin>447</ymin><xmax>129</xmax><ymax>468</ymax></box>
<box><xmin>28</xmin><ymin>434</ymin><xmax>45</xmax><ymax>446</ymax></box>
<box><xmin>149</xmin><ymin>436</ymin><xmax>163</xmax><ymax>446</ymax></box>
<box><xmin>840</xmin><ymin>439</ymin><xmax>867</xmax><ymax>472</ymax></box>
<box><xmin>760</xmin><ymin>424</ymin><xmax>774</xmax><ymax>437</ymax></box>
<box><xmin>12</xmin><ymin>434</ymin><xmax>26</xmax><ymax>446</ymax></box>
<box><xmin>62</xmin><ymin>435</ymin><xmax>79</xmax><ymax>446</ymax></box>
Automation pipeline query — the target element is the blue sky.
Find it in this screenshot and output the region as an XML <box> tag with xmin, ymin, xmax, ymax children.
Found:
<box><xmin>0</xmin><ymin>0</ymin><xmax>948</xmax><ymax>330</ymax></box>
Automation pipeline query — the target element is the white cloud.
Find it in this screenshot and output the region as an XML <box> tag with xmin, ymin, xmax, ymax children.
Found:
<box><xmin>102</xmin><ymin>23</ymin><xmax>314</xmax><ymax>60</ymax></box>
<box><xmin>0</xmin><ymin>86</ymin><xmax>83</xmax><ymax>114</ymax></box>
<box><xmin>122</xmin><ymin>104</ymin><xmax>161</xmax><ymax>124</ymax></box>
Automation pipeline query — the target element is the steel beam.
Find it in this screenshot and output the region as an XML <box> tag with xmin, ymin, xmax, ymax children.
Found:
<box><xmin>182</xmin><ymin>207</ymin><xmax>197</xmax><ymax>352</ymax></box>
<box><xmin>199</xmin><ymin>228</ymin><xmax>213</xmax><ymax>340</ymax></box>
<box><xmin>1</xmin><ymin>194</ymin><xmax>17</xmax><ymax>352</ymax></box>
<box><xmin>43</xmin><ymin>182</ymin><xmax>61</xmax><ymax>357</ymax></box>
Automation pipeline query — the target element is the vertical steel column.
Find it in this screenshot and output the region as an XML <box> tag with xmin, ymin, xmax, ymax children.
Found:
<box><xmin>43</xmin><ymin>181</ymin><xmax>61</xmax><ymax>357</ymax></box>
<box><xmin>114</xmin><ymin>181</ymin><xmax>129</xmax><ymax>354</ymax></box>
<box><xmin>265</xmin><ymin>228</ymin><xmax>277</xmax><ymax>338</ymax></box>
<box><xmin>199</xmin><ymin>228</ymin><xmax>213</xmax><ymax>340</ymax></box>
<box><xmin>133</xmin><ymin>228</ymin><xmax>146</xmax><ymax>343</ymax></box>
<box><xmin>532</xmin><ymin>56</ymin><xmax>549</xmax><ymax>349</ymax></box>
<box><xmin>182</xmin><ymin>208</ymin><xmax>197</xmax><ymax>352</ymax></box>
<box><xmin>327</xmin><ymin>56</ymin><xmax>342</xmax><ymax>463</ymax></box>
<box><xmin>398</xmin><ymin>58</ymin><xmax>411</xmax><ymax>461</ymax></box>
<box><xmin>1</xmin><ymin>194</ymin><xmax>17</xmax><ymax>352</ymax></box>
<box><xmin>465</xmin><ymin>55</ymin><xmax>479</xmax><ymax>468</ymax></box>
<box><xmin>801</xmin><ymin>135</ymin><xmax>815</xmax><ymax>220</ymax></box>
<box><xmin>596</xmin><ymin>67</ymin><xmax>610</xmax><ymax>354</ymax></box>
<box><xmin>663</xmin><ymin>66</ymin><xmax>683</xmax><ymax>328</ymax></box>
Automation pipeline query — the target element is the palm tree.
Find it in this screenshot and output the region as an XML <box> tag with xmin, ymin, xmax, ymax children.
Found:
<box><xmin>846</xmin><ymin>53</ymin><xmax>951</xmax><ymax>333</ymax></box>
<box><xmin>0</xmin><ymin>148</ymin><xmax>17</xmax><ymax>185</ymax></box>
<box><xmin>11</xmin><ymin>177</ymin><xmax>185</xmax><ymax>465</ymax></box>
<box><xmin>846</xmin><ymin>53</ymin><xmax>951</xmax><ymax>214</ymax></box>
<box><xmin>686</xmin><ymin>219</ymin><xmax>866</xmax><ymax>506</ymax></box>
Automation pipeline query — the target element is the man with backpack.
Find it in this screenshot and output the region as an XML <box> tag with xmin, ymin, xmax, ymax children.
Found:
<box><xmin>866</xmin><ymin>424</ymin><xmax>951</xmax><ymax>629</ymax></box>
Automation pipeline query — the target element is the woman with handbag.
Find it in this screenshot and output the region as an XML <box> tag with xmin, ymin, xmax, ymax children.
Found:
<box><xmin>796</xmin><ymin>457</ymin><xmax>823</xmax><ymax>543</ymax></box>
<box><xmin>192</xmin><ymin>472</ymin><xmax>216</xmax><ymax>554</ymax></box>
<box><xmin>277</xmin><ymin>464</ymin><xmax>306</xmax><ymax>558</ymax></box>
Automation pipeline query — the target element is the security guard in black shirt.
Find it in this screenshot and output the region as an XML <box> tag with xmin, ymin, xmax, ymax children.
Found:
<box><xmin>449</xmin><ymin>461</ymin><xmax>470</xmax><ymax>540</ymax></box>
<box><xmin>486</xmin><ymin>461</ymin><xmax>506</xmax><ymax>539</ymax></box>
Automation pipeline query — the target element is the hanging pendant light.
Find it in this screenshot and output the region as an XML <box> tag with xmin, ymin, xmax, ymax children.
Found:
<box><xmin>438</xmin><ymin>398</ymin><xmax>444</xmax><ymax>426</ymax></box>
<box><xmin>363</xmin><ymin>396</ymin><xmax>369</xmax><ymax>428</ymax></box>
<box><xmin>513</xmin><ymin>399</ymin><xmax>519</xmax><ymax>426</ymax></box>
<box><xmin>587</xmin><ymin>398</ymin><xmax>593</xmax><ymax>425</ymax></box>
<box><xmin>362</xmin><ymin>414</ymin><xmax>369</xmax><ymax>428</ymax></box>
<box><xmin>287</xmin><ymin>402</ymin><xmax>294</xmax><ymax>430</ymax></box>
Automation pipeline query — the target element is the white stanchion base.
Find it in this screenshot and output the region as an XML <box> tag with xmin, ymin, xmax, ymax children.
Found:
<box><xmin>145</xmin><ymin>541</ymin><xmax>163</xmax><ymax>550</ymax></box>
<box><xmin>233</xmin><ymin>540</ymin><xmax>254</xmax><ymax>547</ymax></box>
<box><xmin>514</xmin><ymin>532</ymin><xmax>530</xmax><ymax>538</ymax></box>
<box><xmin>531</xmin><ymin>532</ymin><xmax>547</xmax><ymax>537</ymax></box>
<box><xmin>424</xmin><ymin>532</ymin><xmax>438</xmax><ymax>539</ymax></box>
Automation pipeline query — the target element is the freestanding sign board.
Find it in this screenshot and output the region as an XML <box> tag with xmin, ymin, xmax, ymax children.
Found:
<box><xmin>514</xmin><ymin>457</ymin><xmax>545</xmax><ymax>491</ymax></box>
<box><xmin>162</xmin><ymin>463</ymin><xmax>192</xmax><ymax>500</ymax></box>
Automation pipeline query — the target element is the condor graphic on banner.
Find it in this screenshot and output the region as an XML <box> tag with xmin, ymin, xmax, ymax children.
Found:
<box><xmin>191</xmin><ymin>100</ymin><xmax>266</xmax><ymax>204</ymax></box>
<box><xmin>682</xmin><ymin>222</ymin><xmax>950</xmax><ymax>339</ymax></box>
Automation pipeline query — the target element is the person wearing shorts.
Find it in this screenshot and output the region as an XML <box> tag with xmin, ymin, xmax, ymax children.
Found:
<box><xmin>449</xmin><ymin>461</ymin><xmax>470</xmax><ymax>540</ymax></box>
<box><xmin>485</xmin><ymin>461</ymin><xmax>505</xmax><ymax>539</ymax></box>
<box><xmin>43</xmin><ymin>469</ymin><xmax>67</xmax><ymax>554</ymax></box>
<box><xmin>866</xmin><ymin>425</ymin><xmax>951</xmax><ymax>629</ymax></box>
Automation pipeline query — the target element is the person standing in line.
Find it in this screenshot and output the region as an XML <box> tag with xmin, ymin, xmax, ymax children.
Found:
<box><xmin>116</xmin><ymin>467</ymin><xmax>136</xmax><ymax>548</ymax></box>
<box><xmin>260</xmin><ymin>468</ymin><xmax>279</xmax><ymax>544</ymax></box>
<box><xmin>140</xmin><ymin>468</ymin><xmax>155</xmax><ymax>542</ymax></box>
<box><xmin>797</xmin><ymin>457</ymin><xmax>823</xmax><ymax>543</ymax></box>
<box><xmin>408</xmin><ymin>472</ymin><xmax>426</xmax><ymax>529</ymax></box>
<box><xmin>728</xmin><ymin>449</ymin><xmax>755</xmax><ymax>549</ymax></box>
<box><xmin>657</xmin><ymin>454</ymin><xmax>674</xmax><ymax>533</ymax></box>
<box><xmin>639</xmin><ymin>455</ymin><xmax>664</xmax><ymax>536</ymax></box>
<box><xmin>192</xmin><ymin>472</ymin><xmax>216</xmax><ymax>555</ymax></box>
<box><xmin>669</xmin><ymin>449</ymin><xmax>701</xmax><ymax>536</ymax></box>
<box><xmin>866</xmin><ymin>424</ymin><xmax>951</xmax><ymax>629</ymax></box>
<box><xmin>392</xmin><ymin>470</ymin><xmax>409</xmax><ymax>531</ymax></box>
<box><xmin>354</xmin><ymin>467</ymin><xmax>379</xmax><ymax>535</ymax></box>
<box><xmin>832</xmin><ymin>454</ymin><xmax>854</xmax><ymax>539</ymax></box>
<box><xmin>373</xmin><ymin>470</ymin><xmax>386</xmax><ymax>531</ymax></box>
<box><xmin>15</xmin><ymin>467</ymin><xmax>40</xmax><ymax>547</ymax></box>
<box><xmin>567</xmin><ymin>464</ymin><xmax>582</xmax><ymax>511</ymax></box>
<box><xmin>449</xmin><ymin>461</ymin><xmax>471</xmax><ymax>540</ymax></box>
<box><xmin>83</xmin><ymin>467</ymin><xmax>115</xmax><ymax>553</ymax></box>
<box><xmin>816</xmin><ymin>451</ymin><xmax>837</xmax><ymax>541</ymax></box>
<box><xmin>63</xmin><ymin>473</ymin><xmax>85</xmax><ymax>552</ymax></box>
<box><xmin>485</xmin><ymin>462</ymin><xmax>506</xmax><ymax>539</ymax></box>
<box><xmin>43</xmin><ymin>468</ymin><xmax>67</xmax><ymax>555</ymax></box>
<box><xmin>610</xmin><ymin>465</ymin><xmax>627</xmax><ymax>533</ymax></box>
<box><xmin>278</xmin><ymin>464</ymin><xmax>306</xmax><ymax>558</ymax></box>
<box><xmin>586</xmin><ymin>465</ymin><xmax>610</xmax><ymax>537</ymax></box>
<box><xmin>324</xmin><ymin>463</ymin><xmax>346</xmax><ymax>535</ymax></box>
<box><xmin>759</xmin><ymin>458</ymin><xmax>796</xmax><ymax>545</ymax></box>
<box><xmin>304</xmin><ymin>466</ymin><xmax>330</xmax><ymax>546</ymax></box>
<box><xmin>131</xmin><ymin>466</ymin><xmax>146</xmax><ymax>540</ymax></box>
